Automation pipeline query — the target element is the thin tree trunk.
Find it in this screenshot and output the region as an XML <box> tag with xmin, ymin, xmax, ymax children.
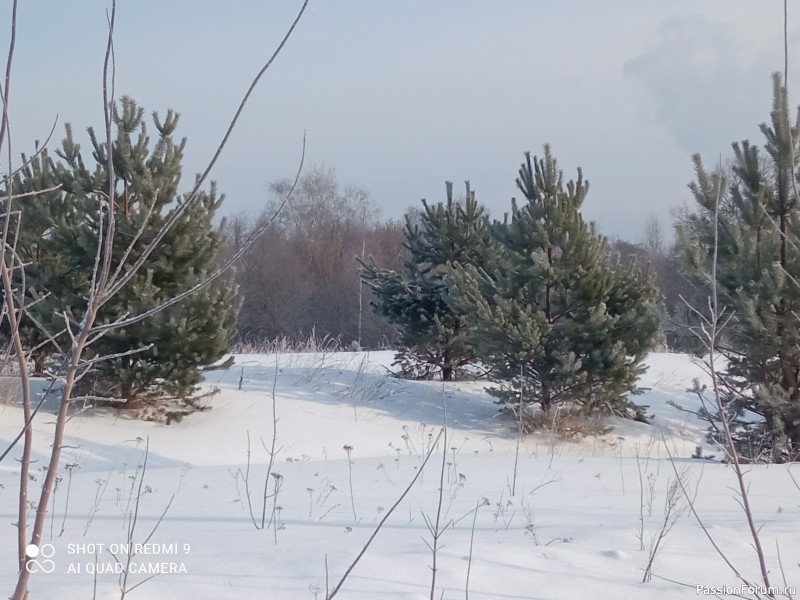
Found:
<box><xmin>2</xmin><ymin>261</ymin><xmax>32</xmax><ymax>575</ymax></box>
<box><xmin>12</xmin><ymin>325</ymin><xmax>93</xmax><ymax>599</ymax></box>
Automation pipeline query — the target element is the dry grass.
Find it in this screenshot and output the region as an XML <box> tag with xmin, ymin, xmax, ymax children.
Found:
<box><xmin>0</xmin><ymin>376</ymin><xmax>21</xmax><ymax>405</ymax></box>
<box><xmin>514</xmin><ymin>405</ymin><xmax>613</xmax><ymax>439</ymax></box>
<box><xmin>230</xmin><ymin>331</ymin><xmax>346</xmax><ymax>355</ymax></box>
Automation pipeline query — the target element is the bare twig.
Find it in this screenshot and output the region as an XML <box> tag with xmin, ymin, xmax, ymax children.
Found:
<box><xmin>642</xmin><ymin>471</ymin><xmax>688</xmax><ymax>583</ymax></box>
<box><xmin>776</xmin><ymin>541</ymin><xmax>795</xmax><ymax>600</ymax></box>
<box><xmin>326</xmin><ymin>429</ymin><xmax>444</xmax><ymax>600</ymax></box>
<box><xmin>465</xmin><ymin>498</ymin><xmax>489</xmax><ymax>600</ymax></box>
<box><xmin>100</xmin><ymin>0</ymin><xmax>310</xmax><ymax>302</ymax></box>
<box><xmin>94</xmin><ymin>132</ymin><xmax>306</xmax><ymax>333</ymax></box>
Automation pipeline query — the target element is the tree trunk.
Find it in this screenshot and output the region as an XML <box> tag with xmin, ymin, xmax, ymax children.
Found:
<box><xmin>541</xmin><ymin>385</ymin><xmax>552</xmax><ymax>413</ymax></box>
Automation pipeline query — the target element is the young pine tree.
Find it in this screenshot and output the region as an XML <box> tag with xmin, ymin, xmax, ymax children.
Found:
<box><xmin>10</xmin><ymin>98</ymin><xmax>238</xmax><ymax>404</ymax></box>
<box><xmin>677</xmin><ymin>73</ymin><xmax>800</xmax><ymax>460</ymax></box>
<box><xmin>361</xmin><ymin>182</ymin><xmax>493</xmax><ymax>380</ymax></box>
<box><xmin>1</xmin><ymin>145</ymin><xmax>76</xmax><ymax>374</ymax></box>
<box><xmin>455</xmin><ymin>147</ymin><xmax>660</xmax><ymax>416</ymax></box>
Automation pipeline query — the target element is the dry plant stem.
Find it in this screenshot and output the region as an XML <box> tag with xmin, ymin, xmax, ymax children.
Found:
<box><xmin>464</xmin><ymin>499</ymin><xmax>482</xmax><ymax>600</ymax></box>
<box><xmin>642</xmin><ymin>475</ymin><xmax>684</xmax><ymax>583</ymax></box>
<box><xmin>92</xmin><ymin>549</ymin><xmax>98</xmax><ymax>600</ymax></box>
<box><xmin>661</xmin><ymin>434</ymin><xmax>761</xmax><ymax>593</ymax></box>
<box><xmin>636</xmin><ymin>452</ymin><xmax>646</xmax><ymax>551</ymax></box>
<box><xmin>511</xmin><ymin>366</ymin><xmax>523</xmax><ymax>496</ymax></box>
<box><xmin>114</xmin><ymin>442</ymin><xmax>179</xmax><ymax>598</ymax></box>
<box><xmin>270</xmin><ymin>475</ymin><xmax>282</xmax><ymax>546</ymax></box>
<box><xmin>261</xmin><ymin>356</ymin><xmax>280</xmax><ymax>529</ymax></box>
<box><xmin>119</xmin><ymin>438</ymin><xmax>149</xmax><ymax>599</ymax></box>
<box><xmin>325</xmin><ymin>554</ymin><xmax>329</xmax><ymax>599</ymax></box>
<box><xmin>788</xmin><ymin>467</ymin><xmax>800</xmax><ymax>493</ymax></box>
<box><xmin>427</xmin><ymin>389</ymin><xmax>448</xmax><ymax>600</ymax></box>
<box><xmin>344</xmin><ymin>445</ymin><xmax>357</xmax><ymax>523</ymax></box>
<box><xmin>242</xmin><ymin>431</ymin><xmax>259</xmax><ymax>529</ymax></box>
<box><xmin>59</xmin><ymin>465</ymin><xmax>76</xmax><ymax>537</ymax></box>
<box><xmin>776</xmin><ymin>541</ymin><xmax>795</xmax><ymax>600</ymax></box>
<box><xmin>326</xmin><ymin>429</ymin><xmax>444</xmax><ymax>600</ymax></box>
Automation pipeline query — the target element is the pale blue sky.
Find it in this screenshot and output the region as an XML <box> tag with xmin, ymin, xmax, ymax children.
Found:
<box><xmin>2</xmin><ymin>1</ymin><xmax>797</xmax><ymax>240</ymax></box>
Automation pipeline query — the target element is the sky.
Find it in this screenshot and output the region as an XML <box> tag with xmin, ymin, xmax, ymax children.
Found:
<box><xmin>2</xmin><ymin>1</ymin><xmax>798</xmax><ymax>242</ymax></box>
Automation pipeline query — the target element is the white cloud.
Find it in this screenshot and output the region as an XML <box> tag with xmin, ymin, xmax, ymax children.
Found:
<box><xmin>624</xmin><ymin>14</ymin><xmax>782</xmax><ymax>157</ymax></box>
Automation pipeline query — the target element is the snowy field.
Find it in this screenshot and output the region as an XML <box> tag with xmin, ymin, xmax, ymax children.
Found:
<box><xmin>0</xmin><ymin>352</ymin><xmax>798</xmax><ymax>599</ymax></box>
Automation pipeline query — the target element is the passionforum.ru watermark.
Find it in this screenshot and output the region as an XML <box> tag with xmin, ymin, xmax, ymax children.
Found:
<box><xmin>697</xmin><ymin>584</ymin><xmax>796</xmax><ymax>596</ymax></box>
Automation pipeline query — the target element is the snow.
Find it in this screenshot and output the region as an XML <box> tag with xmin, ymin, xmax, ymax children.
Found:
<box><xmin>0</xmin><ymin>352</ymin><xmax>797</xmax><ymax>598</ymax></box>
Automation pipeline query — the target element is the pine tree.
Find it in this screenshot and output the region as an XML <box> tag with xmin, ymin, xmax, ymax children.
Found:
<box><xmin>1</xmin><ymin>145</ymin><xmax>74</xmax><ymax>374</ymax></box>
<box><xmin>8</xmin><ymin>98</ymin><xmax>238</xmax><ymax>404</ymax></box>
<box><xmin>677</xmin><ymin>73</ymin><xmax>800</xmax><ymax>459</ymax></box>
<box><xmin>456</xmin><ymin>147</ymin><xmax>660</xmax><ymax>415</ymax></box>
<box><xmin>361</xmin><ymin>181</ymin><xmax>493</xmax><ymax>380</ymax></box>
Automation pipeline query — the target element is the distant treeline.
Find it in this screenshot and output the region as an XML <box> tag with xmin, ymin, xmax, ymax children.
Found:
<box><xmin>225</xmin><ymin>166</ymin><xmax>404</xmax><ymax>349</ymax></box>
<box><xmin>226</xmin><ymin>165</ymin><xmax>692</xmax><ymax>352</ymax></box>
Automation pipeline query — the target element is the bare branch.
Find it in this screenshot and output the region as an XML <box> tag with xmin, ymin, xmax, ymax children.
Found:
<box><xmin>93</xmin><ymin>133</ymin><xmax>305</xmax><ymax>333</ymax></box>
<box><xmin>76</xmin><ymin>344</ymin><xmax>153</xmax><ymax>370</ymax></box>
<box><xmin>1</xmin><ymin>184</ymin><xmax>62</xmax><ymax>201</ymax></box>
<box><xmin>101</xmin><ymin>0</ymin><xmax>310</xmax><ymax>302</ymax></box>
<box><xmin>0</xmin><ymin>112</ymin><xmax>59</xmax><ymax>183</ymax></box>
<box><xmin>97</xmin><ymin>1</ymin><xmax>117</xmax><ymax>294</ymax></box>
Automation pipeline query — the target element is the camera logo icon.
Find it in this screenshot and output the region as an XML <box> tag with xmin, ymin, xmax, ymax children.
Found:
<box><xmin>25</xmin><ymin>544</ymin><xmax>55</xmax><ymax>574</ymax></box>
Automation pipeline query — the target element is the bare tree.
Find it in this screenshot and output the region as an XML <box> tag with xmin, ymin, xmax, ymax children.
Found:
<box><xmin>0</xmin><ymin>0</ymin><xmax>39</xmax><ymax>580</ymax></box>
<box><xmin>678</xmin><ymin>162</ymin><xmax>773</xmax><ymax>594</ymax></box>
<box><xmin>0</xmin><ymin>1</ymin><xmax>310</xmax><ymax>597</ymax></box>
<box><xmin>642</xmin><ymin>213</ymin><xmax>665</xmax><ymax>261</ymax></box>
<box><xmin>232</xmin><ymin>166</ymin><xmax>403</xmax><ymax>347</ymax></box>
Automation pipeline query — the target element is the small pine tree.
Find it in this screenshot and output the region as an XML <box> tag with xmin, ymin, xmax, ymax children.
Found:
<box><xmin>8</xmin><ymin>98</ymin><xmax>238</xmax><ymax>404</ymax></box>
<box><xmin>1</xmin><ymin>145</ymin><xmax>73</xmax><ymax>374</ymax></box>
<box><xmin>676</xmin><ymin>73</ymin><xmax>800</xmax><ymax>459</ymax></box>
<box><xmin>456</xmin><ymin>147</ymin><xmax>660</xmax><ymax>416</ymax></box>
<box><xmin>361</xmin><ymin>182</ymin><xmax>493</xmax><ymax>380</ymax></box>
